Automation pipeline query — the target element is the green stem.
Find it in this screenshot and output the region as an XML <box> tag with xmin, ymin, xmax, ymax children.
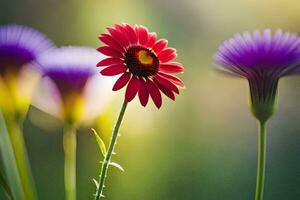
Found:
<box><xmin>63</xmin><ymin>124</ymin><xmax>77</xmax><ymax>200</ymax></box>
<box><xmin>94</xmin><ymin>100</ymin><xmax>128</xmax><ymax>200</ymax></box>
<box><xmin>5</xmin><ymin>119</ymin><xmax>37</xmax><ymax>200</ymax></box>
<box><xmin>255</xmin><ymin>121</ymin><xmax>267</xmax><ymax>200</ymax></box>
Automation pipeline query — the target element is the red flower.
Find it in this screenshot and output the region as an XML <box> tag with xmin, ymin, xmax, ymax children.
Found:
<box><xmin>97</xmin><ymin>23</ymin><xmax>185</xmax><ymax>108</ymax></box>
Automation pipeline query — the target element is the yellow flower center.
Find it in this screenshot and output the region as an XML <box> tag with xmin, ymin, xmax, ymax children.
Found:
<box><xmin>137</xmin><ymin>50</ymin><xmax>154</xmax><ymax>65</ymax></box>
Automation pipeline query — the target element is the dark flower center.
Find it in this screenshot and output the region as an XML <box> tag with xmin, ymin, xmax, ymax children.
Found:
<box><xmin>124</xmin><ymin>46</ymin><xmax>159</xmax><ymax>77</ymax></box>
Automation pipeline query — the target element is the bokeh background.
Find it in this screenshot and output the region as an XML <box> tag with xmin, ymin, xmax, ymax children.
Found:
<box><xmin>1</xmin><ymin>0</ymin><xmax>300</xmax><ymax>199</ymax></box>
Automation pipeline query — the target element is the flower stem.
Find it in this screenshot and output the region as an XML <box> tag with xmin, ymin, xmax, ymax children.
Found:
<box><xmin>5</xmin><ymin>119</ymin><xmax>37</xmax><ymax>200</ymax></box>
<box><xmin>255</xmin><ymin>121</ymin><xmax>267</xmax><ymax>200</ymax></box>
<box><xmin>63</xmin><ymin>124</ymin><xmax>77</xmax><ymax>200</ymax></box>
<box><xmin>94</xmin><ymin>100</ymin><xmax>128</xmax><ymax>200</ymax></box>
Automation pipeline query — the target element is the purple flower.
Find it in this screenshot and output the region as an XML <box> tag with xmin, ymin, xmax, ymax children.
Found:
<box><xmin>37</xmin><ymin>47</ymin><xmax>99</xmax><ymax>95</ymax></box>
<box><xmin>0</xmin><ymin>24</ymin><xmax>54</xmax><ymax>76</ymax></box>
<box><xmin>0</xmin><ymin>24</ymin><xmax>53</xmax><ymax>119</ymax></box>
<box><xmin>35</xmin><ymin>46</ymin><xmax>113</xmax><ymax>123</ymax></box>
<box><xmin>214</xmin><ymin>29</ymin><xmax>300</xmax><ymax>121</ymax></box>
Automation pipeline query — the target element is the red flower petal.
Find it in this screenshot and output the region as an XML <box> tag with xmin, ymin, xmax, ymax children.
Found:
<box><xmin>146</xmin><ymin>32</ymin><xmax>157</xmax><ymax>48</ymax></box>
<box><xmin>112</xmin><ymin>72</ymin><xmax>131</xmax><ymax>91</ymax></box>
<box><xmin>158</xmin><ymin>48</ymin><xmax>177</xmax><ymax>62</ymax></box>
<box><xmin>152</xmin><ymin>39</ymin><xmax>168</xmax><ymax>54</ymax></box>
<box><xmin>158</xmin><ymin>73</ymin><xmax>185</xmax><ymax>88</ymax></box>
<box><xmin>138</xmin><ymin>78</ymin><xmax>149</xmax><ymax>106</ymax></box>
<box><xmin>97</xmin><ymin>57</ymin><xmax>124</xmax><ymax>67</ymax></box>
<box><xmin>115</xmin><ymin>24</ymin><xmax>132</xmax><ymax>43</ymax></box>
<box><xmin>153</xmin><ymin>76</ymin><xmax>179</xmax><ymax>94</ymax></box>
<box><xmin>98</xmin><ymin>34</ymin><xmax>124</xmax><ymax>52</ymax></box>
<box><xmin>160</xmin><ymin>54</ymin><xmax>177</xmax><ymax>63</ymax></box>
<box><xmin>159</xmin><ymin>62</ymin><xmax>184</xmax><ymax>73</ymax></box>
<box><xmin>156</xmin><ymin>82</ymin><xmax>175</xmax><ymax>100</ymax></box>
<box><xmin>114</xmin><ymin>24</ymin><xmax>126</xmax><ymax>34</ymax></box>
<box><xmin>100</xmin><ymin>65</ymin><xmax>127</xmax><ymax>76</ymax></box>
<box><xmin>146</xmin><ymin>79</ymin><xmax>162</xmax><ymax>108</ymax></box>
<box><xmin>136</xmin><ymin>25</ymin><xmax>149</xmax><ymax>45</ymax></box>
<box><xmin>97</xmin><ymin>46</ymin><xmax>123</xmax><ymax>58</ymax></box>
<box><xmin>107</xmin><ymin>27</ymin><xmax>129</xmax><ymax>48</ymax></box>
<box><xmin>125</xmin><ymin>76</ymin><xmax>140</xmax><ymax>102</ymax></box>
<box><xmin>124</xmin><ymin>23</ymin><xmax>138</xmax><ymax>44</ymax></box>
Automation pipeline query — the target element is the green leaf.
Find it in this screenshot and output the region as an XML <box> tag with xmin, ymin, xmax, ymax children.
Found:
<box><xmin>0</xmin><ymin>112</ymin><xmax>24</xmax><ymax>200</ymax></box>
<box><xmin>91</xmin><ymin>128</ymin><xmax>107</xmax><ymax>157</ymax></box>
<box><xmin>109</xmin><ymin>162</ymin><xmax>124</xmax><ymax>172</ymax></box>
<box><xmin>0</xmin><ymin>168</ymin><xmax>13</xmax><ymax>200</ymax></box>
<box><xmin>92</xmin><ymin>179</ymin><xmax>99</xmax><ymax>188</ymax></box>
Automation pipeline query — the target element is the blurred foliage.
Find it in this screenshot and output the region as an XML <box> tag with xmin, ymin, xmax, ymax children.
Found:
<box><xmin>0</xmin><ymin>0</ymin><xmax>300</xmax><ymax>199</ymax></box>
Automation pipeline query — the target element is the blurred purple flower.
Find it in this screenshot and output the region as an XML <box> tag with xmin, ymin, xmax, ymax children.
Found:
<box><xmin>0</xmin><ymin>24</ymin><xmax>54</xmax><ymax>76</ymax></box>
<box><xmin>37</xmin><ymin>47</ymin><xmax>98</xmax><ymax>95</ymax></box>
<box><xmin>0</xmin><ymin>24</ymin><xmax>53</xmax><ymax>118</ymax></box>
<box><xmin>34</xmin><ymin>46</ymin><xmax>113</xmax><ymax>123</ymax></box>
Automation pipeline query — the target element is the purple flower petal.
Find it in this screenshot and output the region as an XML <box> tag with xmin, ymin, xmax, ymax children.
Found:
<box><xmin>0</xmin><ymin>24</ymin><xmax>54</xmax><ymax>74</ymax></box>
<box><xmin>214</xmin><ymin>29</ymin><xmax>300</xmax><ymax>78</ymax></box>
<box><xmin>37</xmin><ymin>46</ymin><xmax>99</xmax><ymax>94</ymax></box>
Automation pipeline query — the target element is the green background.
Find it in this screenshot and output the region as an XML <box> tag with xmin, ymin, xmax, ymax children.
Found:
<box><xmin>0</xmin><ymin>0</ymin><xmax>300</xmax><ymax>199</ymax></box>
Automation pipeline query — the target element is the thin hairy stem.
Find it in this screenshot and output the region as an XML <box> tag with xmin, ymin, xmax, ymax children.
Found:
<box><xmin>94</xmin><ymin>100</ymin><xmax>128</xmax><ymax>200</ymax></box>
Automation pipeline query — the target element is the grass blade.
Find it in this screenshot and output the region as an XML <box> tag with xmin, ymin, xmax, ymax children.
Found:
<box><xmin>0</xmin><ymin>112</ymin><xmax>23</xmax><ymax>199</ymax></box>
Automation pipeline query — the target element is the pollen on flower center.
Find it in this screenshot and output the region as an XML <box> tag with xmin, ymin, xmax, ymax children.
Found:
<box><xmin>124</xmin><ymin>46</ymin><xmax>159</xmax><ymax>77</ymax></box>
<box><xmin>137</xmin><ymin>50</ymin><xmax>153</xmax><ymax>65</ymax></box>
